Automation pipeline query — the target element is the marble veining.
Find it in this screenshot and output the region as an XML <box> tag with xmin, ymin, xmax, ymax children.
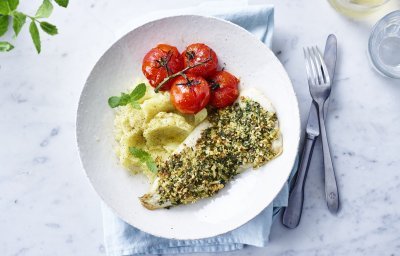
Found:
<box><xmin>1</xmin><ymin>0</ymin><xmax>400</xmax><ymax>255</ymax></box>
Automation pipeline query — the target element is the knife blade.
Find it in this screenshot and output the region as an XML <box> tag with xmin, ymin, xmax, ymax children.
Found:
<box><xmin>323</xmin><ymin>34</ymin><xmax>337</xmax><ymax>117</ymax></box>
<box><xmin>282</xmin><ymin>34</ymin><xmax>337</xmax><ymax>228</ymax></box>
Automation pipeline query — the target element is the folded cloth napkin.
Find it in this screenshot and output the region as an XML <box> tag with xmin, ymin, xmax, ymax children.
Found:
<box><xmin>103</xmin><ymin>3</ymin><xmax>296</xmax><ymax>255</ymax></box>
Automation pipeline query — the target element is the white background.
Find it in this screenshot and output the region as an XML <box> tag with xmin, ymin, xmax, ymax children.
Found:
<box><xmin>1</xmin><ymin>0</ymin><xmax>400</xmax><ymax>255</ymax></box>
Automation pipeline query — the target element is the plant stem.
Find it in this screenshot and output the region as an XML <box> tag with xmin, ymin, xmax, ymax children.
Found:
<box><xmin>26</xmin><ymin>15</ymin><xmax>41</xmax><ymax>23</ymax></box>
<box><xmin>154</xmin><ymin>57</ymin><xmax>211</xmax><ymax>92</ymax></box>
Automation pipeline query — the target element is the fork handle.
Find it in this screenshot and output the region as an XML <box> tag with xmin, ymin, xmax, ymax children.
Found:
<box><xmin>282</xmin><ymin>134</ymin><xmax>317</xmax><ymax>228</ymax></box>
<box><xmin>317</xmin><ymin>103</ymin><xmax>340</xmax><ymax>213</ymax></box>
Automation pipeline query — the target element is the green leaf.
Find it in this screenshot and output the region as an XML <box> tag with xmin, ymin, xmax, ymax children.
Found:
<box><xmin>146</xmin><ymin>161</ymin><xmax>158</xmax><ymax>173</ymax></box>
<box><xmin>0</xmin><ymin>15</ymin><xmax>8</xmax><ymax>37</ymax></box>
<box><xmin>108</xmin><ymin>93</ymin><xmax>130</xmax><ymax>108</ymax></box>
<box><xmin>130</xmin><ymin>83</ymin><xmax>146</xmax><ymax>101</ymax></box>
<box><xmin>129</xmin><ymin>147</ymin><xmax>158</xmax><ymax>173</ymax></box>
<box><xmin>0</xmin><ymin>1</ymin><xmax>10</xmax><ymax>15</ymax></box>
<box><xmin>108</xmin><ymin>83</ymin><xmax>147</xmax><ymax>108</ymax></box>
<box><xmin>129</xmin><ymin>147</ymin><xmax>151</xmax><ymax>162</ymax></box>
<box><xmin>0</xmin><ymin>41</ymin><xmax>13</xmax><ymax>51</ymax></box>
<box><xmin>108</xmin><ymin>96</ymin><xmax>121</xmax><ymax>108</ymax></box>
<box><xmin>29</xmin><ymin>21</ymin><xmax>40</xmax><ymax>53</ymax></box>
<box><xmin>40</xmin><ymin>21</ymin><xmax>57</xmax><ymax>35</ymax></box>
<box><xmin>35</xmin><ymin>0</ymin><xmax>53</xmax><ymax>18</ymax></box>
<box><xmin>7</xmin><ymin>0</ymin><xmax>18</xmax><ymax>11</ymax></box>
<box><xmin>12</xmin><ymin>11</ymin><xmax>25</xmax><ymax>36</ymax></box>
<box><xmin>118</xmin><ymin>93</ymin><xmax>131</xmax><ymax>105</ymax></box>
<box><xmin>54</xmin><ymin>0</ymin><xmax>68</xmax><ymax>8</ymax></box>
<box><xmin>131</xmin><ymin>101</ymin><xmax>141</xmax><ymax>110</ymax></box>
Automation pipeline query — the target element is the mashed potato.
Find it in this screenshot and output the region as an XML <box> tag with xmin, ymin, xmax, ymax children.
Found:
<box><xmin>113</xmin><ymin>82</ymin><xmax>207</xmax><ymax>179</ymax></box>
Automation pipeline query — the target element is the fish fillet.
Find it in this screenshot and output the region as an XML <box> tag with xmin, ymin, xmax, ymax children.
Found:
<box><xmin>140</xmin><ymin>88</ymin><xmax>283</xmax><ymax>210</ymax></box>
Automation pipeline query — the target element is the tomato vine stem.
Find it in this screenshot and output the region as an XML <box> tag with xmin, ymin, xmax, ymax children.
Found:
<box><xmin>154</xmin><ymin>56</ymin><xmax>212</xmax><ymax>92</ymax></box>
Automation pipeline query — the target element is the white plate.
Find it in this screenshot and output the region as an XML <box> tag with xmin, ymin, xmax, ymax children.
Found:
<box><xmin>77</xmin><ymin>15</ymin><xmax>300</xmax><ymax>240</ymax></box>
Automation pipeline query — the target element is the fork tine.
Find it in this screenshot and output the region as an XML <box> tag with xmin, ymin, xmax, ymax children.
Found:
<box><xmin>304</xmin><ymin>47</ymin><xmax>316</xmax><ymax>85</ymax></box>
<box><xmin>303</xmin><ymin>48</ymin><xmax>314</xmax><ymax>85</ymax></box>
<box><xmin>310</xmin><ymin>46</ymin><xmax>324</xmax><ymax>85</ymax></box>
<box><xmin>307</xmin><ymin>47</ymin><xmax>318</xmax><ymax>85</ymax></box>
<box><xmin>315</xmin><ymin>46</ymin><xmax>331</xmax><ymax>84</ymax></box>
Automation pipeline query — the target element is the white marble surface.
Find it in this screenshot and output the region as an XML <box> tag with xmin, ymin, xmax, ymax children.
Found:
<box><xmin>1</xmin><ymin>0</ymin><xmax>400</xmax><ymax>255</ymax></box>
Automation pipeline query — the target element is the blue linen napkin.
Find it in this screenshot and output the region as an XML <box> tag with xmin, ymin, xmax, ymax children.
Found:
<box><xmin>102</xmin><ymin>3</ymin><xmax>296</xmax><ymax>255</ymax></box>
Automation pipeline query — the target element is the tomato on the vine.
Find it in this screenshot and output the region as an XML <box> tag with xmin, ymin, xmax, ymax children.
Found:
<box><xmin>208</xmin><ymin>71</ymin><xmax>240</xmax><ymax>109</ymax></box>
<box><xmin>182</xmin><ymin>43</ymin><xmax>218</xmax><ymax>78</ymax></box>
<box><xmin>142</xmin><ymin>44</ymin><xmax>183</xmax><ymax>91</ymax></box>
<box><xmin>170</xmin><ymin>74</ymin><xmax>211</xmax><ymax>114</ymax></box>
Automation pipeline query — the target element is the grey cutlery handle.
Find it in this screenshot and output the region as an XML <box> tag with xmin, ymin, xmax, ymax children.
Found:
<box><xmin>318</xmin><ymin>104</ymin><xmax>340</xmax><ymax>213</ymax></box>
<box><xmin>282</xmin><ymin>135</ymin><xmax>317</xmax><ymax>228</ymax></box>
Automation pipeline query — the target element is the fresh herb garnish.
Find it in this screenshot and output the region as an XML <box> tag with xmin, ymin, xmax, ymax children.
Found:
<box><xmin>29</xmin><ymin>20</ymin><xmax>40</xmax><ymax>53</ymax></box>
<box><xmin>108</xmin><ymin>83</ymin><xmax>146</xmax><ymax>109</ymax></box>
<box><xmin>0</xmin><ymin>41</ymin><xmax>13</xmax><ymax>51</ymax></box>
<box><xmin>0</xmin><ymin>0</ymin><xmax>69</xmax><ymax>53</ymax></box>
<box><xmin>129</xmin><ymin>147</ymin><xmax>158</xmax><ymax>173</ymax></box>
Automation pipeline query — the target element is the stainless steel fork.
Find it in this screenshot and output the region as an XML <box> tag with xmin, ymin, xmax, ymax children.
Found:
<box><xmin>304</xmin><ymin>46</ymin><xmax>339</xmax><ymax>213</ymax></box>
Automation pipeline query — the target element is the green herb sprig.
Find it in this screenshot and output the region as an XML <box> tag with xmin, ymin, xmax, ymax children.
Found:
<box><xmin>108</xmin><ymin>83</ymin><xmax>146</xmax><ymax>109</ymax></box>
<box><xmin>0</xmin><ymin>0</ymin><xmax>69</xmax><ymax>53</ymax></box>
<box><xmin>129</xmin><ymin>147</ymin><xmax>158</xmax><ymax>173</ymax></box>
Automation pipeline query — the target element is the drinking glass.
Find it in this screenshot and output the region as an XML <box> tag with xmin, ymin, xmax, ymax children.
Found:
<box><xmin>368</xmin><ymin>10</ymin><xmax>400</xmax><ymax>79</ymax></box>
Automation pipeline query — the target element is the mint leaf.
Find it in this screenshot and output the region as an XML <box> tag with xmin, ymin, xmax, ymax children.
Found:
<box><xmin>54</xmin><ymin>0</ymin><xmax>68</xmax><ymax>8</ymax></box>
<box><xmin>108</xmin><ymin>83</ymin><xmax>147</xmax><ymax>108</ymax></box>
<box><xmin>0</xmin><ymin>2</ymin><xmax>10</xmax><ymax>15</ymax></box>
<box><xmin>108</xmin><ymin>93</ymin><xmax>130</xmax><ymax>108</ymax></box>
<box><xmin>131</xmin><ymin>101</ymin><xmax>141</xmax><ymax>110</ymax></box>
<box><xmin>0</xmin><ymin>15</ymin><xmax>9</xmax><ymax>37</ymax></box>
<box><xmin>129</xmin><ymin>147</ymin><xmax>150</xmax><ymax>162</ymax></box>
<box><xmin>108</xmin><ymin>96</ymin><xmax>120</xmax><ymax>108</ymax></box>
<box><xmin>146</xmin><ymin>161</ymin><xmax>158</xmax><ymax>173</ymax></box>
<box><xmin>8</xmin><ymin>0</ymin><xmax>18</xmax><ymax>11</ymax></box>
<box><xmin>35</xmin><ymin>0</ymin><xmax>53</xmax><ymax>18</ymax></box>
<box><xmin>130</xmin><ymin>83</ymin><xmax>146</xmax><ymax>101</ymax></box>
<box><xmin>29</xmin><ymin>21</ymin><xmax>40</xmax><ymax>53</ymax></box>
<box><xmin>129</xmin><ymin>147</ymin><xmax>158</xmax><ymax>173</ymax></box>
<box><xmin>118</xmin><ymin>93</ymin><xmax>131</xmax><ymax>105</ymax></box>
<box><xmin>40</xmin><ymin>21</ymin><xmax>57</xmax><ymax>35</ymax></box>
<box><xmin>0</xmin><ymin>41</ymin><xmax>13</xmax><ymax>51</ymax></box>
<box><xmin>12</xmin><ymin>11</ymin><xmax>25</xmax><ymax>36</ymax></box>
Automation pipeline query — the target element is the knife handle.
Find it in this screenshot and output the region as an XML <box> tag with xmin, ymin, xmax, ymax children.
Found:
<box><xmin>282</xmin><ymin>135</ymin><xmax>317</xmax><ymax>229</ymax></box>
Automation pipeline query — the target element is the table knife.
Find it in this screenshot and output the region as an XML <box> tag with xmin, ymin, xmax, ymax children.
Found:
<box><xmin>323</xmin><ymin>34</ymin><xmax>337</xmax><ymax>117</ymax></box>
<box><xmin>321</xmin><ymin>35</ymin><xmax>339</xmax><ymax>213</ymax></box>
<box><xmin>282</xmin><ymin>34</ymin><xmax>337</xmax><ymax>228</ymax></box>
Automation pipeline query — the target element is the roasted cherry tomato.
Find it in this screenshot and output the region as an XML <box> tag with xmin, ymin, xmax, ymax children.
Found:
<box><xmin>170</xmin><ymin>74</ymin><xmax>211</xmax><ymax>114</ymax></box>
<box><xmin>142</xmin><ymin>44</ymin><xmax>184</xmax><ymax>91</ymax></box>
<box><xmin>182</xmin><ymin>43</ymin><xmax>218</xmax><ymax>78</ymax></box>
<box><xmin>208</xmin><ymin>70</ymin><xmax>240</xmax><ymax>109</ymax></box>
